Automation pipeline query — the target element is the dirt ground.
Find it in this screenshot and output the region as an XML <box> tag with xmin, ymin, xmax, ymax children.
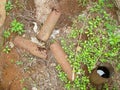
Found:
<box><xmin>0</xmin><ymin>0</ymin><xmax>120</xmax><ymax>90</ymax></box>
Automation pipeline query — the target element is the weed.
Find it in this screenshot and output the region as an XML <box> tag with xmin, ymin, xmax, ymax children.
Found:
<box><xmin>10</xmin><ymin>59</ymin><xmax>14</xmax><ymax>63</ymax></box>
<box><xmin>78</xmin><ymin>0</ymin><xmax>88</xmax><ymax>6</ymax></box>
<box><xmin>16</xmin><ymin>61</ymin><xmax>23</xmax><ymax>65</ymax></box>
<box><xmin>20</xmin><ymin>78</ymin><xmax>25</xmax><ymax>84</ymax></box>
<box><xmin>22</xmin><ymin>87</ymin><xmax>28</xmax><ymax>90</ymax></box>
<box><xmin>3</xmin><ymin>20</ymin><xmax>25</xmax><ymax>39</ymax></box>
<box><xmin>11</xmin><ymin>19</ymin><xmax>25</xmax><ymax>35</ymax></box>
<box><xmin>5</xmin><ymin>0</ymin><xmax>13</xmax><ymax>12</ymax></box>
<box><xmin>116</xmin><ymin>63</ymin><xmax>120</xmax><ymax>71</ymax></box>
<box><xmin>103</xmin><ymin>83</ymin><xmax>109</xmax><ymax>90</ymax></box>
<box><xmin>3</xmin><ymin>30</ymin><xmax>11</xmax><ymax>38</ymax></box>
<box><xmin>56</xmin><ymin>0</ymin><xmax>120</xmax><ymax>89</ymax></box>
<box><xmin>3</xmin><ymin>45</ymin><xmax>11</xmax><ymax>53</ymax></box>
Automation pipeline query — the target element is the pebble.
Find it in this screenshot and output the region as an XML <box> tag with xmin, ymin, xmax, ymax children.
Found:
<box><xmin>32</xmin><ymin>87</ymin><xmax>37</xmax><ymax>90</ymax></box>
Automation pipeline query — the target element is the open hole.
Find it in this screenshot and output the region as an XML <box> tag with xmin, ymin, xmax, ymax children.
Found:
<box><xmin>97</xmin><ymin>66</ymin><xmax>110</xmax><ymax>78</ymax></box>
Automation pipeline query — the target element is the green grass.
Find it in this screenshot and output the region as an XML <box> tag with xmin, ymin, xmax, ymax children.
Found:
<box><xmin>16</xmin><ymin>61</ymin><xmax>23</xmax><ymax>65</ymax></box>
<box><xmin>3</xmin><ymin>45</ymin><xmax>11</xmax><ymax>53</ymax></box>
<box><xmin>20</xmin><ymin>78</ymin><xmax>25</xmax><ymax>84</ymax></box>
<box><xmin>3</xmin><ymin>19</ymin><xmax>25</xmax><ymax>39</ymax></box>
<box><xmin>78</xmin><ymin>0</ymin><xmax>88</xmax><ymax>6</ymax></box>
<box><xmin>11</xmin><ymin>19</ymin><xmax>25</xmax><ymax>35</ymax></box>
<box><xmin>3</xmin><ymin>20</ymin><xmax>25</xmax><ymax>52</ymax></box>
<box><xmin>5</xmin><ymin>0</ymin><xmax>13</xmax><ymax>12</ymax></box>
<box><xmin>116</xmin><ymin>63</ymin><xmax>120</xmax><ymax>71</ymax></box>
<box><xmin>3</xmin><ymin>30</ymin><xmax>11</xmax><ymax>38</ymax></box>
<box><xmin>56</xmin><ymin>0</ymin><xmax>120</xmax><ymax>90</ymax></box>
<box><xmin>22</xmin><ymin>87</ymin><xmax>28</xmax><ymax>90</ymax></box>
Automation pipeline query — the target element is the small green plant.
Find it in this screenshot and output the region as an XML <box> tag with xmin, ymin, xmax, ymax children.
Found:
<box><xmin>3</xmin><ymin>30</ymin><xmax>11</xmax><ymax>38</ymax></box>
<box><xmin>11</xmin><ymin>19</ymin><xmax>25</xmax><ymax>35</ymax></box>
<box><xmin>3</xmin><ymin>20</ymin><xmax>25</xmax><ymax>38</ymax></box>
<box><xmin>116</xmin><ymin>63</ymin><xmax>120</xmax><ymax>71</ymax></box>
<box><xmin>20</xmin><ymin>78</ymin><xmax>25</xmax><ymax>84</ymax></box>
<box><xmin>5</xmin><ymin>0</ymin><xmax>13</xmax><ymax>12</ymax></box>
<box><xmin>56</xmin><ymin>0</ymin><xmax>120</xmax><ymax>89</ymax></box>
<box><xmin>16</xmin><ymin>61</ymin><xmax>23</xmax><ymax>65</ymax></box>
<box><xmin>103</xmin><ymin>83</ymin><xmax>109</xmax><ymax>90</ymax></box>
<box><xmin>3</xmin><ymin>45</ymin><xmax>11</xmax><ymax>53</ymax></box>
<box><xmin>78</xmin><ymin>0</ymin><xmax>88</xmax><ymax>6</ymax></box>
<box><xmin>22</xmin><ymin>87</ymin><xmax>28</xmax><ymax>90</ymax></box>
<box><xmin>10</xmin><ymin>59</ymin><xmax>14</xmax><ymax>63</ymax></box>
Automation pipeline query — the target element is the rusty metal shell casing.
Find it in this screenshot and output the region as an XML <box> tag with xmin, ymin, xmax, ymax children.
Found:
<box><xmin>90</xmin><ymin>63</ymin><xmax>114</xmax><ymax>85</ymax></box>
<box><xmin>14</xmin><ymin>36</ymin><xmax>47</xmax><ymax>59</ymax></box>
<box><xmin>50</xmin><ymin>41</ymin><xmax>75</xmax><ymax>81</ymax></box>
<box><xmin>37</xmin><ymin>9</ymin><xmax>61</xmax><ymax>42</ymax></box>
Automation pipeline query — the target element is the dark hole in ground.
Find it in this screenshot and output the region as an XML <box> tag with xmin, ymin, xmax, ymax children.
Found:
<box><xmin>97</xmin><ymin>66</ymin><xmax>110</xmax><ymax>78</ymax></box>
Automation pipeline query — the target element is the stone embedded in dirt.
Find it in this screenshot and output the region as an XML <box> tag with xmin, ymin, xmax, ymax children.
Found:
<box><xmin>50</xmin><ymin>29</ymin><xmax>60</xmax><ymax>39</ymax></box>
<box><xmin>0</xmin><ymin>0</ymin><xmax>6</xmax><ymax>28</ymax></box>
<box><xmin>32</xmin><ymin>87</ymin><xmax>38</xmax><ymax>90</ymax></box>
<box><xmin>37</xmin><ymin>9</ymin><xmax>61</xmax><ymax>42</ymax></box>
<box><xmin>34</xmin><ymin>0</ymin><xmax>56</xmax><ymax>23</ymax></box>
<box><xmin>31</xmin><ymin>37</ymin><xmax>45</xmax><ymax>47</ymax></box>
<box><xmin>14</xmin><ymin>36</ymin><xmax>47</xmax><ymax>59</ymax></box>
<box><xmin>9</xmin><ymin>41</ymin><xmax>14</xmax><ymax>48</ymax></box>
<box><xmin>33</xmin><ymin>22</ymin><xmax>38</xmax><ymax>34</ymax></box>
<box><xmin>50</xmin><ymin>41</ymin><xmax>75</xmax><ymax>81</ymax></box>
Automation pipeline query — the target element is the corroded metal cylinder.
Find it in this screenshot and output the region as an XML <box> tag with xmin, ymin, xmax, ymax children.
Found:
<box><xmin>50</xmin><ymin>41</ymin><xmax>75</xmax><ymax>81</ymax></box>
<box><xmin>90</xmin><ymin>63</ymin><xmax>114</xmax><ymax>85</ymax></box>
<box><xmin>37</xmin><ymin>8</ymin><xmax>61</xmax><ymax>42</ymax></box>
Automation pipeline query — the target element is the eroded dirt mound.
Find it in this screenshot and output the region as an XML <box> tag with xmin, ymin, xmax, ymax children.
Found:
<box><xmin>0</xmin><ymin>49</ymin><xmax>25</xmax><ymax>90</ymax></box>
<box><xmin>56</xmin><ymin>0</ymin><xmax>86</xmax><ymax>28</ymax></box>
<box><xmin>59</xmin><ymin>0</ymin><xmax>83</xmax><ymax>15</ymax></box>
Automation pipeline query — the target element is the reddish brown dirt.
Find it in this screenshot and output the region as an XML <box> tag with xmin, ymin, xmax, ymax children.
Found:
<box><xmin>59</xmin><ymin>0</ymin><xmax>83</xmax><ymax>15</ymax></box>
<box><xmin>0</xmin><ymin>0</ymin><xmax>119</xmax><ymax>90</ymax></box>
<box><xmin>0</xmin><ymin>49</ymin><xmax>25</xmax><ymax>90</ymax></box>
<box><xmin>0</xmin><ymin>0</ymin><xmax>35</xmax><ymax>89</ymax></box>
<box><xmin>56</xmin><ymin>0</ymin><xmax>86</xmax><ymax>28</ymax></box>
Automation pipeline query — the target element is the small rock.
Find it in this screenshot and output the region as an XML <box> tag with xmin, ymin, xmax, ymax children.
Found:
<box><xmin>33</xmin><ymin>22</ymin><xmax>38</xmax><ymax>34</ymax></box>
<box><xmin>50</xmin><ymin>29</ymin><xmax>60</xmax><ymax>39</ymax></box>
<box><xmin>9</xmin><ymin>42</ymin><xmax>14</xmax><ymax>48</ymax></box>
<box><xmin>32</xmin><ymin>87</ymin><xmax>37</xmax><ymax>90</ymax></box>
<box><xmin>31</xmin><ymin>37</ymin><xmax>45</xmax><ymax>47</ymax></box>
<box><xmin>34</xmin><ymin>0</ymin><xmax>52</xmax><ymax>23</ymax></box>
<box><xmin>22</xmin><ymin>34</ymin><xmax>26</xmax><ymax>37</ymax></box>
<box><xmin>50</xmin><ymin>63</ymin><xmax>56</xmax><ymax>67</ymax></box>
